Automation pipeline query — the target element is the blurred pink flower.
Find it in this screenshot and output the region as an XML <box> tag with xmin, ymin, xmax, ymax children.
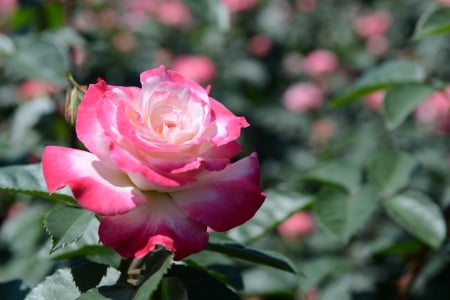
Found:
<box><xmin>438</xmin><ymin>0</ymin><xmax>450</xmax><ymax>5</ymax></box>
<box><xmin>354</xmin><ymin>11</ymin><xmax>391</xmax><ymax>38</ymax></box>
<box><xmin>18</xmin><ymin>79</ymin><xmax>60</xmax><ymax>100</ymax></box>
<box><xmin>415</xmin><ymin>90</ymin><xmax>450</xmax><ymax>134</ymax></box>
<box><xmin>311</xmin><ymin>118</ymin><xmax>335</xmax><ymax>143</ymax></box>
<box><xmin>156</xmin><ymin>0</ymin><xmax>191</xmax><ymax>26</ymax></box>
<box><xmin>366</xmin><ymin>35</ymin><xmax>389</xmax><ymax>56</ymax></box>
<box><xmin>222</xmin><ymin>0</ymin><xmax>258</xmax><ymax>13</ymax></box>
<box><xmin>301</xmin><ymin>49</ymin><xmax>339</xmax><ymax>76</ymax></box>
<box><xmin>364</xmin><ymin>90</ymin><xmax>385</xmax><ymax>111</ymax></box>
<box><xmin>248</xmin><ymin>34</ymin><xmax>272</xmax><ymax>57</ymax></box>
<box><xmin>112</xmin><ymin>31</ymin><xmax>137</xmax><ymax>53</ymax></box>
<box><xmin>282</xmin><ymin>82</ymin><xmax>324</xmax><ymax>113</ymax></box>
<box><xmin>277</xmin><ymin>211</ymin><xmax>315</xmax><ymax>239</ymax></box>
<box><xmin>295</xmin><ymin>0</ymin><xmax>317</xmax><ymax>12</ymax></box>
<box><xmin>172</xmin><ymin>55</ymin><xmax>216</xmax><ymax>84</ymax></box>
<box><xmin>0</xmin><ymin>0</ymin><xmax>17</xmax><ymax>14</ymax></box>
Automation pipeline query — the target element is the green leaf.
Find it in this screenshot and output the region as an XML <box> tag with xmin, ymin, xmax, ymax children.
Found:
<box><xmin>227</xmin><ymin>189</ymin><xmax>313</xmax><ymax>244</ymax></box>
<box><xmin>0</xmin><ymin>163</ymin><xmax>76</xmax><ymax>205</ymax></box>
<box><xmin>330</xmin><ymin>60</ymin><xmax>426</xmax><ymax>107</ymax></box>
<box><xmin>413</xmin><ymin>5</ymin><xmax>450</xmax><ymax>39</ymax></box>
<box><xmin>71</xmin><ymin>261</ymin><xmax>108</xmax><ymax>293</ymax></box>
<box><xmin>44</xmin><ymin>205</ymin><xmax>96</xmax><ymax>253</ymax></box>
<box><xmin>368</xmin><ymin>151</ymin><xmax>418</xmax><ymax>196</ymax></box>
<box><xmin>6</xmin><ymin>37</ymin><xmax>68</xmax><ymax>85</ymax></box>
<box><xmin>383</xmin><ymin>84</ymin><xmax>434</xmax><ymax>129</ymax></box>
<box><xmin>303</xmin><ymin>160</ymin><xmax>361</xmax><ymax>194</ymax></box>
<box><xmin>242</xmin><ymin>266</ymin><xmax>298</xmax><ymax>296</ymax></box>
<box><xmin>52</xmin><ymin>245</ymin><xmax>122</xmax><ymax>268</ymax></box>
<box><xmin>24</xmin><ymin>269</ymin><xmax>81</xmax><ymax>300</ymax></box>
<box><xmin>313</xmin><ymin>186</ymin><xmax>379</xmax><ymax>242</ymax></box>
<box><xmin>159</xmin><ymin>278</ymin><xmax>189</xmax><ymax>300</ymax></box>
<box><xmin>132</xmin><ymin>249</ymin><xmax>174</xmax><ymax>300</ymax></box>
<box><xmin>300</xmin><ymin>257</ymin><xmax>352</xmax><ymax>291</ymax></box>
<box><xmin>167</xmin><ymin>264</ymin><xmax>241</xmax><ymax>300</ymax></box>
<box><xmin>206</xmin><ymin>234</ymin><xmax>297</xmax><ymax>273</ymax></box>
<box><xmin>383</xmin><ymin>191</ymin><xmax>446</xmax><ymax>249</ymax></box>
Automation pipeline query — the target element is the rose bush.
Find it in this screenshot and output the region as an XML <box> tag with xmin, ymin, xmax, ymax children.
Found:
<box><xmin>42</xmin><ymin>65</ymin><xmax>265</xmax><ymax>259</ymax></box>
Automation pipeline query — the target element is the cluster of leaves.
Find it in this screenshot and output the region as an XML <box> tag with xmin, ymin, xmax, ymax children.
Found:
<box><xmin>2</xmin><ymin>0</ymin><xmax>450</xmax><ymax>299</ymax></box>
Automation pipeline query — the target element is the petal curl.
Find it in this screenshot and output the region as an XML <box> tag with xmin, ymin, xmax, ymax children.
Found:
<box><xmin>204</xmin><ymin>98</ymin><xmax>249</xmax><ymax>146</ymax></box>
<box><xmin>76</xmin><ymin>80</ymin><xmax>110</xmax><ymax>158</ymax></box>
<box><xmin>98</xmin><ymin>192</ymin><xmax>208</xmax><ymax>260</ymax></box>
<box><xmin>171</xmin><ymin>153</ymin><xmax>265</xmax><ymax>231</ymax></box>
<box><xmin>140</xmin><ymin>65</ymin><xmax>208</xmax><ymax>103</ymax></box>
<box><xmin>108</xmin><ymin>142</ymin><xmax>196</xmax><ymax>190</ymax></box>
<box><xmin>42</xmin><ymin>146</ymin><xmax>147</xmax><ymax>215</ymax></box>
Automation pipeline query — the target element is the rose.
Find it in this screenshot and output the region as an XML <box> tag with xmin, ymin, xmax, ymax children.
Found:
<box><xmin>43</xmin><ymin>65</ymin><xmax>265</xmax><ymax>259</ymax></box>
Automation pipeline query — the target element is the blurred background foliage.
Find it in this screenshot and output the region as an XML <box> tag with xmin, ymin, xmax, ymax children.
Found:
<box><xmin>2</xmin><ymin>0</ymin><xmax>450</xmax><ymax>299</ymax></box>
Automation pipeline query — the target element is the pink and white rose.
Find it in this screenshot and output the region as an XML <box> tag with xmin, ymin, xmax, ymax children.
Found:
<box><xmin>42</xmin><ymin>65</ymin><xmax>265</xmax><ymax>259</ymax></box>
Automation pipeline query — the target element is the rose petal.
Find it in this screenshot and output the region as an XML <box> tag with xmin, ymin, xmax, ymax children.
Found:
<box><xmin>98</xmin><ymin>192</ymin><xmax>208</xmax><ymax>260</ymax></box>
<box><xmin>76</xmin><ymin>80</ymin><xmax>142</xmax><ymax>167</ymax></box>
<box><xmin>108</xmin><ymin>142</ymin><xmax>196</xmax><ymax>190</ymax></box>
<box><xmin>204</xmin><ymin>98</ymin><xmax>249</xmax><ymax>146</ymax></box>
<box><xmin>171</xmin><ymin>153</ymin><xmax>265</xmax><ymax>231</ymax></box>
<box><xmin>140</xmin><ymin>65</ymin><xmax>208</xmax><ymax>104</ymax></box>
<box><xmin>75</xmin><ymin>80</ymin><xmax>110</xmax><ymax>158</ymax></box>
<box><xmin>42</xmin><ymin>146</ymin><xmax>147</xmax><ymax>215</ymax></box>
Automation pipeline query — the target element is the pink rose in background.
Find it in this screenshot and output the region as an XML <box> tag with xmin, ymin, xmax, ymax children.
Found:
<box><xmin>295</xmin><ymin>0</ymin><xmax>317</xmax><ymax>12</ymax></box>
<box><xmin>221</xmin><ymin>0</ymin><xmax>258</xmax><ymax>13</ymax></box>
<box><xmin>364</xmin><ymin>90</ymin><xmax>385</xmax><ymax>111</ymax></box>
<box><xmin>277</xmin><ymin>211</ymin><xmax>315</xmax><ymax>239</ymax></box>
<box><xmin>171</xmin><ymin>55</ymin><xmax>216</xmax><ymax>84</ymax></box>
<box><xmin>155</xmin><ymin>0</ymin><xmax>191</xmax><ymax>26</ymax></box>
<box><xmin>438</xmin><ymin>0</ymin><xmax>450</xmax><ymax>5</ymax></box>
<box><xmin>282</xmin><ymin>82</ymin><xmax>324</xmax><ymax>113</ymax></box>
<box><xmin>18</xmin><ymin>79</ymin><xmax>60</xmax><ymax>100</ymax></box>
<box><xmin>354</xmin><ymin>11</ymin><xmax>391</xmax><ymax>39</ymax></box>
<box><xmin>311</xmin><ymin>118</ymin><xmax>335</xmax><ymax>143</ymax></box>
<box><xmin>248</xmin><ymin>34</ymin><xmax>272</xmax><ymax>57</ymax></box>
<box><xmin>415</xmin><ymin>90</ymin><xmax>450</xmax><ymax>134</ymax></box>
<box><xmin>301</xmin><ymin>49</ymin><xmax>339</xmax><ymax>76</ymax></box>
<box><xmin>42</xmin><ymin>66</ymin><xmax>265</xmax><ymax>259</ymax></box>
<box><xmin>0</xmin><ymin>0</ymin><xmax>17</xmax><ymax>14</ymax></box>
<box><xmin>366</xmin><ymin>35</ymin><xmax>389</xmax><ymax>56</ymax></box>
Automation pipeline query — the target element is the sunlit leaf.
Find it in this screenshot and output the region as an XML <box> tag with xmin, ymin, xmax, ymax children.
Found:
<box><xmin>44</xmin><ymin>205</ymin><xmax>96</xmax><ymax>253</ymax></box>
<box><xmin>330</xmin><ymin>60</ymin><xmax>426</xmax><ymax>107</ymax></box>
<box><xmin>0</xmin><ymin>163</ymin><xmax>76</xmax><ymax>205</ymax></box>
<box><xmin>383</xmin><ymin>191</ymin><xmax>446</xmax><ymax>249</ymax></box>
<box><xmin>413</xmin><ymin>5</ymin><xmax>450</xmax><ymax>39</ymax></box>
<box><xmin>227</xmin><ymin>189</ymin><xmax>313</xmax><ymax>244</ymax></box>
<box><xmin>6</xmin><ymin>37</ymin><xmax>68</xmax><ymax>85</ymax></box>
<box><xmin>383</xmin><ymin>84</ymin><xmax>434</xmax><ymax>129</ymax></box>
<box><xmin>24</xmin><ymin>269</ymin><xmax>80</xmax><ymax>300</ymax></box>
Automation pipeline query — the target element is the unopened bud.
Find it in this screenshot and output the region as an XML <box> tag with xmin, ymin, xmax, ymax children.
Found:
<box><xmin>65</xmin><ymin>83</ymin><xmax>86</xmax><ymax>125</ymax></box>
